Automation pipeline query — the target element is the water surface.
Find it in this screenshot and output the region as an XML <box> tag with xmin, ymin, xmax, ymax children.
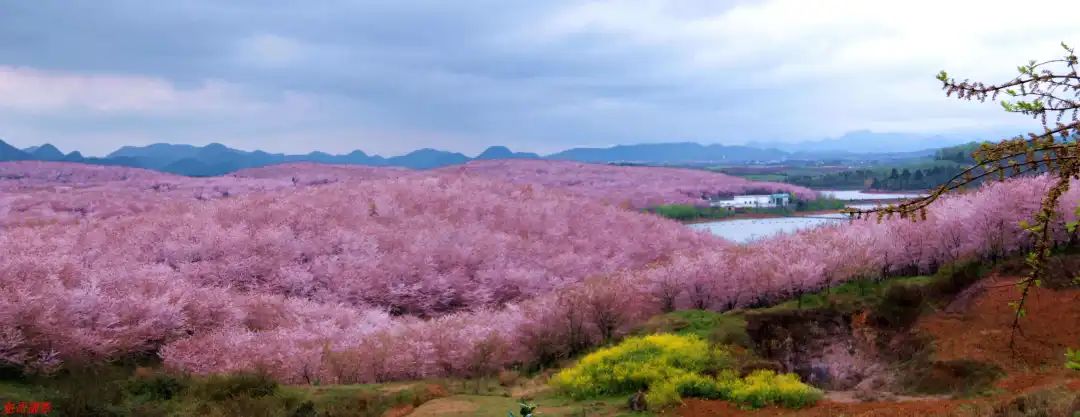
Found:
<box><xmin>692</xmin><ymin>190</ymin><xmax>927</xmax><ymax>243</ymax></box>
<box><xmin>689</xmin><ymin>215</ymin><xmax>847</xmax><ymax>243</ymax></box>
<box><xmin>818</xmin><ymin>190</ymin><xmax>926</xmax><ymax>201</ymax></box>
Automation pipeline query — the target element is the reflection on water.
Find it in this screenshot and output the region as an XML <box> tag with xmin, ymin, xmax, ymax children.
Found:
<box><xmin>691</xmin><ymin>190</ymin><xmax>927</xmax><ymax>243</ymax></box>
<box><xmin>689</xmin><ymin>215</ymin><xmax>848</xmax><ymax>243</ymax></box>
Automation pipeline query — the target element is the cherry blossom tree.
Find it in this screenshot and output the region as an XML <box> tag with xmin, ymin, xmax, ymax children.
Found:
<box><xmin>2</xmin><ymin>158</ymin><xmax>1077</xmax><ymax>382</ymax></box>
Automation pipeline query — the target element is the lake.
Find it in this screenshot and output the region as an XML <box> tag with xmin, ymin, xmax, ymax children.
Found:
<box><xmin>818</xmin><ymin>190</ymin><xmax>926</xmax><ymax>200</ymax></box>
<box><xmin>691</xmin><ymin>190</ymin><xmax>926</xmax><ymax>243</ymax></box>
<box><xmin>689</xmin><ymin>215</ymin><xmax>848</xmax><ymax>243</ymax></box>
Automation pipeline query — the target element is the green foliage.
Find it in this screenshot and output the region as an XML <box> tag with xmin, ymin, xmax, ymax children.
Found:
<box><xmin>793</xmin><ymin>196</ymin><xmax>846</xmax><ymax>212</ymax></box>
<box><xmin>1</xmin><ymin>367</ymin><xmax>437</xmax><ymax>417</ymax></box>
<box><xmin>1067</xmin><ymin>348</ymin><xmax>1080</xmax><ymax>371</ymax></box>
<box><xmin>784</xmin><ymin>164</ymin><xmax>965</xmax><ymax>191</ymax></box>
<box><xmin>195</xmin><ymin>371</ymin><xmax>279</xmax><ymax>402</ymax></box>
<box><xmin>42</xmin><ymin>365</ymin><xmax>128</xmax><ymax>417</ymax></box>
<box><xmin>756</xmin><ymin>276</ymin><xmax>933</xmax><ymax>315</ymax></box>
<box><xmin>665</xmin><ymin>310</ymin><xmax>727</xmax><ymax>339</ymax></box>
<box><xmin>640</xmin><ymin>310</ymin><xmax>752</xmax><ymax>348</ymax></box>
<box><xmin>124</xmin><ymin>371</ymin><xmax>189</xmax><ymax>402</ymax></box>
<box><xmin>643</xmin><ymin>379</ymin><xmax>681</xmax><ymax>408</ymax></box>
<box><xmin>550</xmin><ymin>334</ymin><xmax>727</xmax><ymax>399</ymax></box>
<box><xmin>718</xmin><ymin>370</ymin><xmax>823</xmax><ymax>409</ymax></box>
<box><xmin>518</xmin><ymin>400</ymin><xmax>538</xmax><ymax>416</ymax></box>
<box><xmin>550</xmin><ymin>334</ymin><xmax>818</xmax><ymax>409</ymax></box>
<box><xmin>651</xmin><ymin>204</ymin><xmax>741</xmax><ymax>221</ymax></box>
<box><xmin>872</xmin><ymin>283</ymin><xmax>926</xmax><ymax>328</ymax></box>
<box><xmin>926</xmin><ymin>259</ymin><xmax>987</xmax><ymax>298</ymax></box>
<box><xmin>301</xmin><ymin>386</ymin><xmax>393</xmax><ymax>417</ymax></box>
<box><xmin>646</xmin><ymin>370</ymin><xmax>823</xmax><ymax>410</ymax></box>
<box><xmin>934</xmin><ymin>142</ymin><xmax>983</xmax><ymax>164</ymax></box>
<box><xmin>671</xmin><ymin>373</ymin><xmax>724</xmax><ymax>399</ymax></box>
<box><xmin>651</xmin><ymin>197</ymin><xmax>843</xmax><ymax>223</ymax></box>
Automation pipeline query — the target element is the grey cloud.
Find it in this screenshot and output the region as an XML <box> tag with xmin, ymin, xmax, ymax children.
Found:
<box><xmin>0</xmin><ymin>0</ymin><xmax>1064</xmax><ymax>155</ymax></box>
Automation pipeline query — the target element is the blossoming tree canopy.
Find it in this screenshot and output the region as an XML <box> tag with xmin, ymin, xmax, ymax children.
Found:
<box><xmin>437</xmin><ymin>159</ymin><xmax>817</xmax><ymax>208</ymax></box>
<box><xmin>3</xmin><ymin>157</ymin><xmax>1076</xmax><ymax>382</ymax></box>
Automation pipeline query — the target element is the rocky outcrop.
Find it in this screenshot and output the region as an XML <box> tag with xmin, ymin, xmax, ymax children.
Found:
<box><xmin>744</xmin><ymin>308</ymin><xmax>897</xmax><ymax>391</ymax></box>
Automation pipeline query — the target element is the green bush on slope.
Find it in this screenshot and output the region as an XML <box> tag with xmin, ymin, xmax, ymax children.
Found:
<box><xmin>549</xmin><ymin>333</ymin><xmax>820</xmax><ymax>409</ymax></box>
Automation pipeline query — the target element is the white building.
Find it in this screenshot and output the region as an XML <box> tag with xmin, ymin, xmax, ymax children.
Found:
<box><xmin>708</xmin><ymin>193</ymin><xmax>791</xmax><ymax>209</ymax></box>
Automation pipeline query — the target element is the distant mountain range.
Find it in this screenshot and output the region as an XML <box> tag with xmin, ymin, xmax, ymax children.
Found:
<box><xmin>747</xmin><ymin>130</ymin><xmax>983</xmax><ymax>154</ymax></box>
<box><xmin>547</xmin><ymin>142</ymin><xmax>786</xmax><ymax>163</ymax></box>
<box><xmin>0</xmin><ymin>131</ymin><xmax>978</xmax><ymax>176</ymax></box>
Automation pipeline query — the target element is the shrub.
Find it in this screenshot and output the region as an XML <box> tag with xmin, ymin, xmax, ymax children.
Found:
<box><xmin>637</xmin><ymin>310</ymin><xmax>751</xmax><ymax>349</ymax></box>
<box><xmin>551</xmin><ymin>333</ymin><xmax>819</xmax><ymax>410</ymax></box>
<box><xmin>794</xmin><ymin>196</ymin><xmax>846</xmax><ymax>212</ymax></box>
<box><xmin>195</xmin><ymin>393</ymin><xmax>307</xmax><ymax>417</ymax></box>
<box><xmin>196</xmin><ymin>372</ymin><xmax>279</xmax><ymax>402</ymax></box>
<box><xmin>125</xmin><ymin>371</ymin><xmax>189</xmax><ymax>401</ymax></box>
<box><xmin>1066</xmin><ymin>348</ymin><xmax>1079</xmax><ymax>371</ymax></box>
<box><xmin>305</xmin><ymin>388</ymin><xmax>385</xmax><ymax>417</ymax></box>
<box><xmin>653</xmin><ymin>204</ymin><xmax>703</xmax><ymax>221</ymax></box>
<box><xmin>43</xmin><ymin>365</ymin><xmax>128</xmax><ymax>417</ymax></box>
<box><xmin>720</xmin><ymin>370</ymin><xmax>823</xmax><ymax>409</ymax></box>
<box><xmin>927</xmin><ymin>259</ymin><xmax>986</xmax><ymax>297</ymax></box>
<box><xmin>673</xmin><ymin>373</ymin><xmax>723</xmax><ymax>399</ymax></box>
<box><xmin>644</xmin><ymin>379</ymin><xmax>682</xmax><ymax>408</ymax></box>
<box><xmin>549</xmin><ymin>334</ymin><xmax>724</xmax><ymax>399</ymax></box>
<box><xmin>708</xmin><ymin>316</ymin><xmax>752</xmax><ymax>348</ymax></box>
<box><xmin>290</xmin><ymin>401</ymin><xmax>317</xmax><ymax>417</ymax></box>
<box><xmin>872</xmin><ymin>283</ymin><xmax>926</xmax><ymax>328</ymax></box>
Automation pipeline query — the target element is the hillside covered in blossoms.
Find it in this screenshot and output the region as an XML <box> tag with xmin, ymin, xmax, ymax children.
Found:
<box><xmin>1</xmin><ymin>160</ymin><xmax>1076</xmax><ymax>385</ymax></box>
<box><xmin>439</xmin><ymin>159</ymin><xmax>816</xmax><ymax>208</ymax></box>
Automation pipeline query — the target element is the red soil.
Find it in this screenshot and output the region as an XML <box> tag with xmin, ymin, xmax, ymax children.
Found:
<box><xmin>382</xmin><ymin>405</ymin><xmax>414</xmax><ymax>417</ymax></box>
<box><xmin>917</xmin><ymin>276</ymin><xmax>1080</xmax><ymax>372</ymax></box>
<box><xmin>677</xmin><ymin>398</ymin><xmax>971</xmax><ymax>417</ymax></box>
<box><xmin>674</xmin><ymin>276</ymin><xmax>1080</xmax><ymax>417</ymax></box>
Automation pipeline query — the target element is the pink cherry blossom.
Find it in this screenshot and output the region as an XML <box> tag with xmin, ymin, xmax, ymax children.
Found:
<box><xmin>1</xmin><ymin>161</ymin><xmax>1076</xmax><ymax>383</ymax></box>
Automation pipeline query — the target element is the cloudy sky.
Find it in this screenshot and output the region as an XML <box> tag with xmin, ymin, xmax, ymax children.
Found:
<box><xmin>2</xmin><ymin>0</ymin><xmax>1079</xmax><ymax>157</ymax></box>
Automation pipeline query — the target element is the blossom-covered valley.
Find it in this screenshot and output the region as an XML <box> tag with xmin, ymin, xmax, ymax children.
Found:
<box><xmin>2</xmin><ymin>160</ymin><xmax>1075</xmax><ymax>388</ymax></box>
<box><xmin>5</xmin><ymin>4</ymin><xmax>1080</xmax><ymax>414</ymax></box>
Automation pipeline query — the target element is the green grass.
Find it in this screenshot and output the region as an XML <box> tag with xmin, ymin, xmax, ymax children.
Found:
<box><xmin>660</xmin><ymin>310</ymin><xmax>729</xmax><ymax>340</ymax></box>
<box><xmin>0</xmin><ymin>380</ymin><xmax>44</xmax><ymax>401</ymax></box>
<box><xmin>637</xmin><ymin>310</ymin><xmax>751</xmax><ymax>348</ymax></box>
<box><xmin>650</xmin><ymin>204</ymin><xmax>739</xmax><ymax>221</ymax></box>
<box><xmin>636</xmin><ymin>274</ymin><xmax>944</xmax><ymax>356</ymax></box>
<box><xmin>741</xmin><ymin>174</ymin><xmax>787</xmax><ymax>182</ymax></box>
<box><xmin>756</xmin><ymin>275</ymin><xmax>933</xmax><ymax>314</ymax></box>
<box><xmin>0</xmin><ymin>367</ymin><xmax>652</xmax><ymax>417</ymax></box>
<box><xmin>0</xmin><ymin>369</ymin><xmax>444</xmax><ymax>417</ymax></box>
<box><xmin>649</xmin><ymin>199</ymin><xmax>837</xmax><ymax>222</ymax></box>
<box><xmin>794</xmin><ymin>196</ymin><xmax>847</xmax><ymax>212</ymax></box>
